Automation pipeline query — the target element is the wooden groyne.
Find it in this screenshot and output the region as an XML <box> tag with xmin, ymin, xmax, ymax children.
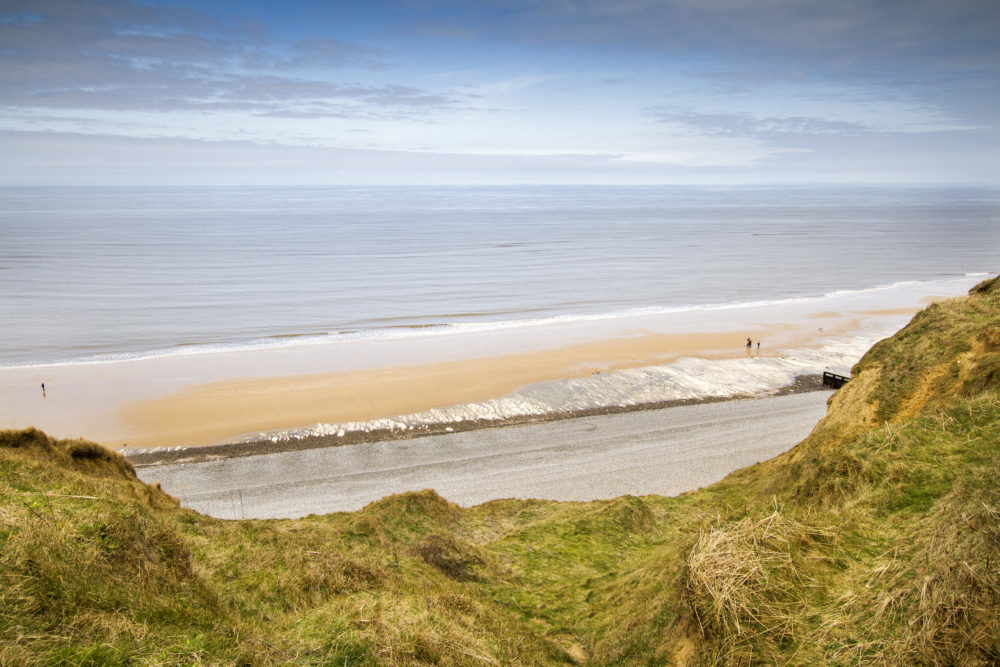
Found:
<box><xmin>822</xmin><ymin>371</ymin><xmax>850</xmax><ymax>389</ymax></box>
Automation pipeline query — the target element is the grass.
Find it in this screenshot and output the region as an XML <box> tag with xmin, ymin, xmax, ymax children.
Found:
<box><xmin>2</xmin><ymin>276</ymin><xmax>1000</xmax><ymax>664</ymax></box>
<box><xmin>855</xmin><ymin>276</ymin><xmax>1000</xmax><ymax>423</ymax></box>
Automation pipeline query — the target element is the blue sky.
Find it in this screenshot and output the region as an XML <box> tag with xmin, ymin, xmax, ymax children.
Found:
<box><xmin>1</xmin><ymin>0</ymin><xmax>998</xmax><ymax>185</ymax></box>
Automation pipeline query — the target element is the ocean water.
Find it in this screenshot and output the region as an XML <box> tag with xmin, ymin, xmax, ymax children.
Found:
<box><xmin>2</xmin><ymin>185</ymin><xmax>997</xmax><ymax>368</ymax></box>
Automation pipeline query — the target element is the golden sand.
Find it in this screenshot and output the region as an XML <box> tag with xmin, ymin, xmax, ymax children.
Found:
<box><xmin>0</xmin><ymin>302</ymin><xmax>909</xmax><ymax>450</ymax></box>
<box><xmin>119</xmin><ymin>330</ymin><xmax>768</xmax><ymax>448</ymax></box>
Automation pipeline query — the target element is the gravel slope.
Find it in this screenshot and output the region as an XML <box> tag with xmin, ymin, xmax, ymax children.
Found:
<box><xmin>138</xmin><ymin>391</ymin><xmax>832</xmax><ymax>519</ymax></box>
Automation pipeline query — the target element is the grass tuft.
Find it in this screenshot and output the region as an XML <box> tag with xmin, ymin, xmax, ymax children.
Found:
<box><xmin>685</xmin><ymin>509</ymin><xmax>832</xmax><ymax>660</ymax></box>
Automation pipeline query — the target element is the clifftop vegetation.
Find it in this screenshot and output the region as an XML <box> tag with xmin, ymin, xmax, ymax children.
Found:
<box><xmin>2</xmin><ymin>276</ymin><xmax>999</xmax><ymax>665</ymax></box>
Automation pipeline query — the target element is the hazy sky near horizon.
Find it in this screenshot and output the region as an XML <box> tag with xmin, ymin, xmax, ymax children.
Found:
<box><xmin>1</xmin><ymin>0</ymin><xmax>999</xmax><ymax>185</ymax></box>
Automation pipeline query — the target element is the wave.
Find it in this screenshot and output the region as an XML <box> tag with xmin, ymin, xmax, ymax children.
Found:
<box><xmin>221</xmin><ymin>327</ymin><xmax>884</xmax><ymax>448</ymax></box>
<box><xmin>4</xmin><ymin>273</ymin><xmax>988</xmax><ymax>370</ymax></box>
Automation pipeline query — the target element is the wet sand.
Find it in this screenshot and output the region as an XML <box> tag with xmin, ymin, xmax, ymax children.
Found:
<box><xmin>119</xmin><ymin>322</ymin><xmax>841</xmax><ymax>449</ymax></box>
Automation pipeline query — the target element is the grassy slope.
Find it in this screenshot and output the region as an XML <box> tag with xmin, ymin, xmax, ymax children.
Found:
<box><xmin>2</xmin><ymin>276</ymin><xmax>999</xmax><ymax>665</ymax></box>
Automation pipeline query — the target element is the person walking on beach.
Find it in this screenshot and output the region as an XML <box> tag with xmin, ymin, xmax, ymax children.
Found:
<box><xmin>757</xmin><ymin>340</ymin><xmax>761</xmax><ymax>355</ymax></box>
<box><xmin>746</xmin><ymin>337</ymin><xmax>752</xmax><ymax>355</ymax></box>
<box><xmin>41</xmin><ymin>382</ymin><xmax>45</xmax><ymax>398</ymax></box>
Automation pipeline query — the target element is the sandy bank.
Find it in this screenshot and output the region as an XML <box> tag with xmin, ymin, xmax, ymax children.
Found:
<box><xmin>119</xmin><ymin>325</ymin><xmax>830</xmax><ymax>449</ymax></box>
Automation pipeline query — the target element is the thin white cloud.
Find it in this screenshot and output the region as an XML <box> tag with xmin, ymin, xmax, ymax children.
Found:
<box><xmin>473</xmin><ymin>74</ymin><xmax>558</xmax><ymax>96</ymax></box>
<box><xmin>2</xmin><ymin>127</ymin><xmax>996</xmax><ymax>185</ymax></box>
<box><xmin>0</xmin><ymin>0</ymin><xmax>453</xmax><ymax>121</ymax></box>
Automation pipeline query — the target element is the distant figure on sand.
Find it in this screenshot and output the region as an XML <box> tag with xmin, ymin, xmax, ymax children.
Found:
<box><xmin>41</xmin><ymin>382</ymin><xmax>46</xmax><ymax>398</ymax></box>
<box><xmin>746</xmin><ymin>337</ymin><xmax>752</xmax><ymax>356</ymax></box>
<box><xmin>757</xmin><ymin>340</ymin><xmax>761</xmax><ymax>354</ymax></box>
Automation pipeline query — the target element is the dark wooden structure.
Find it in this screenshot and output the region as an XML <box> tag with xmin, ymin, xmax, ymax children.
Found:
<box><xmin>822</xmin><ymin>371</ymin><xmax>850</xmax><ymax>389</ymax></box>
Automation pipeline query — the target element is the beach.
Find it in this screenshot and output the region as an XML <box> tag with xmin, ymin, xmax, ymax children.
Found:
<box><xmin>3</xmin><ymin>294</ymin><xmax>939</xmax><ymax>452</ymax></box>
<box><xmin>117</xmin><ymin>325</ymin><xmax>822</xmax><ymax>449</ymax></box>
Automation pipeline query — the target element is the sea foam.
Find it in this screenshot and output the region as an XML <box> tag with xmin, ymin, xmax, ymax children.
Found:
<box><xmin>5</xmin><ymin>274</ymin><xmax>984</xmax><ymax>370</ymax></box>
<box><xmin>232</xmin><ymin>328</ymin><xmax>881</xmax><ymax>447</ymax></box>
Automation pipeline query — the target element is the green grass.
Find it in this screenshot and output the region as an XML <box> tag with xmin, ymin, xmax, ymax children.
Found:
<box><xmin>856</xmin><ymin>275</ymin><xmax>1000</xmax><ymax>422</ymax></box>
<box><xmin>3</xmin><ymin>276</ymin><xmax>1000</xmax><ymax>664</ymax></box>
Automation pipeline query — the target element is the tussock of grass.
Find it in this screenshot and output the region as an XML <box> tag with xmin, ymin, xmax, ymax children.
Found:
<box><xmin>2</xmin><ymin>427</ymin><xmax>135</xmax><ymax>479</ymax></box>
<box><xmin>3</xmin><ymin>276</ymin><xmax>1000</xmax><ymax>664</ymax></box>
<box><xmin>685</xmin><ymin>510</ymin><xmax>832</xmax><ymax>652</ymax></box>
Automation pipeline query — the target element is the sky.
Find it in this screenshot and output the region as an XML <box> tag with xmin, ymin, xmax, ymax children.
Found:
<box><xmin>1</xmin><ymin>0</ymin><xmax>999</xmax><ymax>185</ymax></box>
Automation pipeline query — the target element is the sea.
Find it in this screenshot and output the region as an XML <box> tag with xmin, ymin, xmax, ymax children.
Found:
<box><xmin>1</xmin><ymin>185</ymin><xmax>998</xmax><ymax>443</ymax></box>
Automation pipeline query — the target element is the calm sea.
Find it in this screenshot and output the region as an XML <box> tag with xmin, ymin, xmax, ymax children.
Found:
<box><xmin>1</xmin><ymin>185</ymin><xmax>998</xmax><ymax>367</ymax></box>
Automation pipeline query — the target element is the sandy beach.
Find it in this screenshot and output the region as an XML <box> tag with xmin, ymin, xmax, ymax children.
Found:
<box><xmin>1</xmin><ymin>299</ymin><xmax>931</xmax><ymax>450</ymax></box>
<box><xmin>119</xmin><ymin>328</ymin><xmax>799</xmax><ymax>448</ymax></box>
<box><xmin>115</xmin><ymin>302</ymin><xmax>929</xmax><ymax>449</ymax></box>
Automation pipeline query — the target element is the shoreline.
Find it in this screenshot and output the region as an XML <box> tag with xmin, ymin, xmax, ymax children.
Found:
<box><xmin>125</xmin><ymin>373</ymin><xmax>829</xmax><ymax>466</ymax></box>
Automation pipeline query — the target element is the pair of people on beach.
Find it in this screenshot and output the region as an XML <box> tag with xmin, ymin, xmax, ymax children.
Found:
<box><xmin>746</xmin><ymin>337</ymin><xmax>760</xmax><ymax>354</ymax></box>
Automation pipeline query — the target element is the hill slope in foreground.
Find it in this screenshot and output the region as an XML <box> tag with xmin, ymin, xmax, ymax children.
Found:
<box><xmin>3</xmin><ymin>276</ymin><xmax>1000</xmax><ymax>665</ymax></box>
